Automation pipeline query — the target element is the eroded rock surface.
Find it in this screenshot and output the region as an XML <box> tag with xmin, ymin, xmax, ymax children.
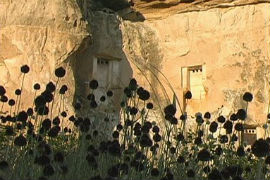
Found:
<box><xmin>122</xmin><ymin>2</ymin><xmax>270</xmax><ymax>127</ymax></box>
<box><xmin>0</xmin><ymin>0</ymin><xmax>269</xmax><ymax>131</ymax></box>
<box><xmin>0</xmin><ymin>0</ymin><xmax>89</xmax><ymax>115</ymax></box>
<box><xmin>131</xmin><ymin>0</ymin><xmax>270</xmax><ymax>19</ymax></box>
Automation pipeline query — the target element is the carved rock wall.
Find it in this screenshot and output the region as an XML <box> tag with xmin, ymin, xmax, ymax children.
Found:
<box><xmin>0</xmin><ymin>0</ymin><xmax>269</xmax><ymax>131</ymax></box>
<box><xmin>122</xmin><ymin>2</ymin><xmax>270</xmax><ymax>127</ymax></box>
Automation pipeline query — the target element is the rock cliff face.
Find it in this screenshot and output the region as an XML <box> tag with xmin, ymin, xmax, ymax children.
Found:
<box><xmin>0</xmin><ymin>0</ymin><xmax>89</xmax><ymax>115</ymax></box>
<box><xmin>0</xmin><ymin>0</ymin><xmax>269</xmax><ymax>133</ymax></box>
<box><xmin>131</xmin><ymin>0</ymin><xmax>270</xmax><ymax>19</ymax></box>
<box><xmin>122</xmin><ymin>1</ymin><xmax>270</xmax><ymax>131</ymax></box>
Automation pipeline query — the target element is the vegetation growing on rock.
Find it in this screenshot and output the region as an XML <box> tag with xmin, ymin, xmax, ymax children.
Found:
<box><xmin>0</xmin><ymin>65</ymin><xmax>270</xmax><ymax>180</ymax></box>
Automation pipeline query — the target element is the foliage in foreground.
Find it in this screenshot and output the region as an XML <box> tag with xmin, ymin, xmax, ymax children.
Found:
<box><xmin>0</xmin><ymin>65</ymin><xmax>270</xmax><ymax>180</ymax></box>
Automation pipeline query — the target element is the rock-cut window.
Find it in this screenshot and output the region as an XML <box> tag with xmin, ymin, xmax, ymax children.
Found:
<box><xmin>92</xmin><ymin>57</ymin><xmax>120</xmax><ymax>91</ymax></box>
<box><xmin>181</xmin><ymin>65</ymin><xmax>206</xmax><ymax>100</ymax></box>
<box><xmin>243</xmin><ymin>128</ymin><xmax>257</xmax><ymax>145</ymax></box>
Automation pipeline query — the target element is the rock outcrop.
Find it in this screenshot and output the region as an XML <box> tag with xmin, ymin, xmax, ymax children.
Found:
<box><xmin>0</xmin><ymin>0</ymin><xmax>89</xmax><ymax>115</ymax></box>
<box><xmin>0</xmin><ymin>0</ymin><xmax>269</xmax><ymax>135</ymax></box>
<box><xmin>123</xmin><ymin>1</ymin><xmax>270</xmax><ymax>123</ymax></box>
<box><xmin>131</xmin><ymin>0</ymin><xmax>270</xmax><ymax>19</ymax></box>
<box><xmin>121</xmin><ymin>1</ymin><xmax>270</xmax><ymax>133</ymax></box>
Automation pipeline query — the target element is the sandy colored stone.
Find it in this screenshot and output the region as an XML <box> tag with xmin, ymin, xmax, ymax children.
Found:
<box><xmin>122</xmin><ymin>2</ymin><xmax>270</xmax><ymax>129</ymax></box>
<box><xmin>0</xmin><ymin>0</ymin><xmax>269</xmax><ymax>137</ymax></box>
<box><xmin>130</xmin><ymin>0</ymin><xmax>270</xmax><ymax>20</ymax></box>
<box><xmin>0</xmin><ymin>0</ymin><xmax>89</xmax><ymax>115</ymax></box>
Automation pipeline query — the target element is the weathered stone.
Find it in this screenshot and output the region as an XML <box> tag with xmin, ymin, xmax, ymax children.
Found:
<box><xmin>0</xmin><ymin>0</ymin><xmax>269</xmax><ymax>134</ymax></box>
<box><xmin>131</xmin><ymin>0</ymin><xmax>270</xmax><ymax>20</ymax></box>
<box><xmin>0</xmin><ymin>0</ymin><xmax>89</xmax><ymax>115</ymax></box>
<box><xmin>121</xmin><ymin>2</ymin><xmax>270</xmax><ymax>128</ymax></box>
